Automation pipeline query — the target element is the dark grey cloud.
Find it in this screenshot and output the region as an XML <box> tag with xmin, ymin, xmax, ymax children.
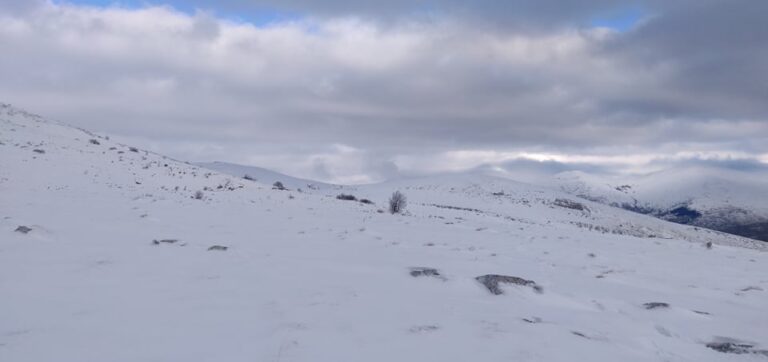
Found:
<box><xmin>0</xmin><ymin>0</ymin><xmax>43</xmax><ymax>13</ymax></box>
<box><xmin>0</xmin><ymin>0</ymin><xmax>765</xmax><ymax>183</ymax></box>
<box><xmin>600</xmin><ymin>0</ymin><xmax>768</xmax><ymax>121</ymax></box>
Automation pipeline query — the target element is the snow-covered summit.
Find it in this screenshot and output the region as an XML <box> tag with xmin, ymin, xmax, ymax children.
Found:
<box><xmin>553</xmin><ymin>166</ymin><xmax>768</xmax><ymax>241</ymax></box>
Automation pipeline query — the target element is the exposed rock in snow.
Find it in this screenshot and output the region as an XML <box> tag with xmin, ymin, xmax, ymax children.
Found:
<box><xmin>643</xmin><ymin>302</ymin><xmax>670</xmax><ymax>310</ymax></box>
<box><xmin>553</xmin><ymin>198</ymin><xmax>588</xmax><ymax>211</ymax></box>
<box><xmin>409</xmin><ymin>267</ymin><xmax>442</xmax><ymax>278</ymax></box>
<box><xmin>475</xmin><ymin>274</ymin><xmax>543</xmax><ymax>295</ymax></box>
<box><xmin>152</xmin><ymin>239</ymin><xmax>179</xmax><ymax>245</ymax></box>
<box><xmin>14</xmin><ymin>225</ymin><xmax>32</xmax><ymax>234</ymax></box>
<box><xmin>705</xmin><ymin>337</ymin><xmax>768</xmax><ymax>357</ymax></box>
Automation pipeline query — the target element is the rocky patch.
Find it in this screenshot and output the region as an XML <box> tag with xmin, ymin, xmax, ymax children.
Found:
<box><xmin>643</xmin><ymin>302</ymin><xmax>670</xmax><ymax>310</ymax></box>
<box><xmin>706</xmin><ymin>337</ymin><xmax>768</xmax><ymax>357</ymax></box>
<box><xmin>152</xmin><ymin>239</ymin><xmax>179</xmax><ymax>245</ymax></box>
<box><xmin>409</xmin><ymin>267</ymin><xmax>443</xmax><ymax>279</ymax></box>
<box><xmin>553</xmin><ymin>198</ymin><xmax>588</xmax><ymax>211</ymax></box>
<box><xmin>476</xmin><ymin>274</ymin><xmax>543</xmax><ymax>295</ymax></box>
<box><xmin>14</xmin><ymin>225</ymin><xmax>32</xmax><ymax>234</ymax></box>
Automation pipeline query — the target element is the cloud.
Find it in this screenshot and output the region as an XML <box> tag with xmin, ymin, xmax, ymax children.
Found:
<box><xmin>599</xmin><ymin>1</ymin><xmax>768</xmax><ymax>120</ymax></box>
<box><xmin>469</xmin><ymin>158</ymin><xmax>610</xmax><ymax>184</ymax></box>
<box><xmin>0</xmin><ymin>0</ymin><xmax>44</xmax><ymax>14</ymax></box>
<box><xmin>163</xmin><ymin>0</ymin><xmax>637</xmax><ymax>29</ymax></box>
<box><xmin>0</xmin><ymin>1</ymin><xmax>765</xmax><ymax>183</ymax></box>
<box><xmin>648</xmin><ymin>157</ymin><xmax>768</xmax><ymax>173</ymax></box>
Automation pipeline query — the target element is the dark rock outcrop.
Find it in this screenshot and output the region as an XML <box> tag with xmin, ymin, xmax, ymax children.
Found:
<box><xmin>553</xmin><ymin>199</ymin><xmax>587</xmax><ymax>211</ymax></box>
<box><xmin>14</xmin><ymin>225</ymin><xmax>32</xmax><ymax>234</ymax></box>
<box><xmin>152</xmin><ymin>239</ymin><xmax>178</xmax><ymax>245</ymax></box>
<box><xmin>409</xmin><ymin>267</ymin><xmax>442</xmax><ymax>278</ymax></box>
<box><xmin>643</xmin><ymin>302</ymin><xmax>670</xmax><ymax>310</ymax></box>
<box><xmin>476</xmin><ymin>274</ymin><xmax>543</xmax><ymax>295</ymax></box>
<box><xmin>706</xmin><ymin>339</ymin><xmax>768</xmax><ymax>357</ymax></box>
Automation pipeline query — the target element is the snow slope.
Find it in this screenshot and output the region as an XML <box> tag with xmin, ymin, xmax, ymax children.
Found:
<box><xmin>2</xmin><ymin>103</ymin><xmax>768</xmax><ymax>362</ymax></box>
<box><xmin>196</xmin><ymin>161</ymin><xmax>338</xmax><ymax>192</ymax></box>
<box><xmin>554</xmin><ymin>168</ymin><xmax>768</xmax><ymax>241</ymax></box>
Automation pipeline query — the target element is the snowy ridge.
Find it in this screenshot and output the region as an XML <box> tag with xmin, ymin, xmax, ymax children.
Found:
<box><xmin>196</xmin><ymin>161</ymin><xmax>339</xmax><ymax>192</ymax></box>
<box><xmin>554</xmin><ymin>168</ymin><xmax>768</xmax><ymax>242</ymax></box>
<box><xmin>1</xmin><ymin>103</ymin><xmax>768</xmax><ymax>362</ymax></box>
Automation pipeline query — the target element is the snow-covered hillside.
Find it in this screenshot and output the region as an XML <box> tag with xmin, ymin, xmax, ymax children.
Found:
<box><xmin>196</xmin><ymin>161</ymin><xmax>338</xmax><ymax>192</ymax></box>
<box><xmin>554</xmin><ymin>168</ymin><xmax>768</xmax><ymax>242</ymax></box>
<box><xmin>2</xmin><ymin>103</ymin><xmax>768</xmax><ymax>361</ymax></box>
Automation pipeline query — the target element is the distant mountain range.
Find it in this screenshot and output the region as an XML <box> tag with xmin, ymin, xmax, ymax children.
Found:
<box><xmin>197</xmin><ymin>159</ymin><xmax>768</xmax><ymax>243</ymax></box>
<box><xmin>552</xmin><ymin>168</ymin><xmax>768</xmax><ymax>242</ymax></box>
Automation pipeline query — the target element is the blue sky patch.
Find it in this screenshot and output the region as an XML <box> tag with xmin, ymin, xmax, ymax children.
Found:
<box><xmin>590</xmin><ymin>6</ymin><xmax>646</xmax><ymax>31</ymax></box>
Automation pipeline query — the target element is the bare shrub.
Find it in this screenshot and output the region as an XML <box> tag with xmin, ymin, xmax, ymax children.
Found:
<box><xmin>336</xmin><ymin>194</ymin><xmax>357</xmax><ymax>201</ymax></box>
<box><xmin>217</xmin><ymin>179</ymin><xmax>235</xmax><ymax>191</ymax></box>
<box><xmin>273</xmin><ymin>181</ymin><xmax>286</xmax><ymax>190</ymax></box>
<box><xmin>388</xmin><ymin>191</ymin><xmax>407</xmax><ymax>214</ymax></box>
<box><xmin>193</xmin><ymin>190</ymin><xmax>204</xmax><ymax>200</ymax></box>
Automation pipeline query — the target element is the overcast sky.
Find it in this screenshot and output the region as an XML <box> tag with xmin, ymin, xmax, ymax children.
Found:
<box><xmin>1</xmin><ymin>0</ymin><xmax>766</xmax><ymax>183</ymax></box>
